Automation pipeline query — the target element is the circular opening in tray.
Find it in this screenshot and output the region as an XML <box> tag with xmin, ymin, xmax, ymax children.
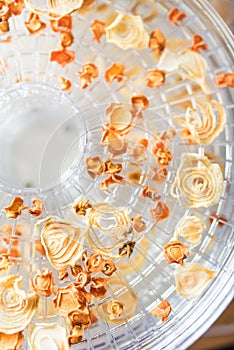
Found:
<box><xmin>0</xmin><ymin>82</ymin><xmax>86</xmax><ymax>192</ymax></box>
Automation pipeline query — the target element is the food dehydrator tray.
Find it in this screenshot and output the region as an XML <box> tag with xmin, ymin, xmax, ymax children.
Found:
<box><xmin>0</xmin><ymin>0</ymin><xmax>233</xmax><ymax>349</ymax></box>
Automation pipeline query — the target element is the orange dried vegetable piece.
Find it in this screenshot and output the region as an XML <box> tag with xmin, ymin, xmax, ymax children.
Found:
<box><xmin>131</xmin><ymin>94</ymin><xmax>149</xmax><ymax>110</ymax></box>
<box><xmin>86</xmin><ymin>156</ymin><xmax>105</xmax><ymax>179</ymax></box>
<box><xmin>50</xmin><ymin>15</ymin><xmax>72</xmax><ymax>33</ymax></box>
<box><xmin>150</xmin><ymin>300</ymin><xmax>171</xmax><ymax>322</ymax></box>
<box><xmin>152</xmin><ymin>139</ymin><xmax>173</xmax><ymax>167</ymax></box>
<box><xmin>90</xmin><ymin>19</ymin><xmax>106</xmax><ymax>43</ymax></box>
<box><xmin>149</xmin><ymin>29</ymin><xmax>166</xmax><ymax>54</ymax></box>
<box><xmin>107</xmin><ymin>300</ymin><xmax>124</xmax><ymax>320</ymax></box>
<box><xmin>73</xmin><ymin>199</ymin><xmax>92</xmax><ymax>216</ymax></box>
<box><xmin>100</xmin><ymin>174</ymin><xmax>125</xmax><ymax>191</ymax></box>
<box><xmin>73</xmin><ymin>271</ymin><xmax>91</xmax><ymax>290</ymax></box>
<box><xmin>0</xmin><ymin>331</ymin><xmax>24</xmax><ymax>350</ymax></box>
<box><xmin>28</xmin><ymin>199</ymin><xmax>43</xmax><ymax>217</ymax></box>
<box><xmin>164</xmin><ymin>241</ymin><xmax>189</xmax><ymax>265</ymax></box>
<box><xmin>53</xmin><ymin>285</ymin><xmax>86</xmax><ymax>317</ymax></box>
<box><xmin>142</xmin><ymin>186</ymin><xmax>160</xmax><ymax>201</ymax></box>
<box><xmin>68</xmin><ymin>305</ymin><xmax>91</xmax><ymax>328</ymax></box>
<box><xmin>60</xmin><ymin>31</ymin><xmax>74</xmax><ymax>48</ymax></box>
<box><xmin>68</xmin><ymin>325</ymin><xmax>83</xmax><ymax>346</ymax></box>
<box><xmin>146</xmin><ymin>69</ymin><xmax>165</xmax><ymax>88</ymax></box>
<box><xmin>151</xmin><ymin>167</ymin><xmax>168</xmax><ymax>184</ymax></box>
<box><xmin>85</xmin><ymin>253</ymin><xmax>105</xmax><ymax>273</ymax></box>
<box><xmin>150</xmin><ymin>201</ymin><xmax>170</xmax><ymax>222</ymax></box>
<box><xmin>31</xmin><ymin>268</ymin><xmax>55</xmax><ymax>297</ymax></box>
<box><xmin>8</xmin><ymin>0</ymin><xmax>24</xmax><ymax>16</ymax></box>
<box><xmin>78</xmin><ymin>63</ymin><xmax>99</xmax><ymax>89</ymax></box>
<box><xmin>215</xmin><ymin>72</ymin><xmax>234</xmax><ymax>88</ymax></box>
<box><xmin>0</xmin><ymin>20</ymin><xmax>9</xmax><ymax>32</ymax></box>
<box><xmin>105</xmin><ymin>62</ymin><xmax>126</xmax><ymax>83</ymax></box>
<box><xmin>58</xmin><ymin>76</ymin><xmax>72</xmax><ymax>91</ymax></box>
<box><xmin>102</xmin><ymin>260</ymin><xmax>116</xmax><ymax>276</ymax></box>
<box><xmin>90</xmin><ymin>277</ymin><xmax>107</xmax><ymax>298</ymax></box>
<box><xmin>104</xmin><ymin>160</ymin><xmax>122</xmax><ymax>174</ymax></box>
<box><xmin>25</xmin><ymin>13</ymin><xmax>46</xmax><ymax>34</ymax></box>
<box><xmin>190</xmin><ymin>34</ymin><xmax>207</xmax><ymax>52</ymax></box>
<box><xmin>4</xmin><ymin>196</ymin><xmax>28</xmax><ymax>219</ymax></box>
<box><xmin>168</xmin><ymin>7</ymin><xmax>186</xmax><ymax>25</ymax></box>
<box><xmin>50</xmin><ymin>48</ymin><xmax>75</xmax><ymax>66</ymax></box>
<box><xmin>0</xmin><ymin>254</ymin><xmax>10</xmax><ymax>271</ymax></box>
<box><xmin>101</xmin><ymin>129</ymin><xmax>128</xmax><ymax>156</ymax></box>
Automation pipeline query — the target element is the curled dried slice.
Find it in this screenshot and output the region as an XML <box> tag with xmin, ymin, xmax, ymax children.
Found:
<box><xmin>68</xmin><ymin>305</ymin><xmax>91</xmax><ymax>328</ymax></box>
<box><xmin>100</xmin><ymin>174</ymin><xmax>125</xmax><ymax>191</ymax></box>
<box><xmin>174</xmin><ymin>215</ymin><xmax>205</xmax><ymax>246</ymax></box>
<box><xmin>107</xmin><ymin>300</ymin><xmax>124</xmax><ymax>320</ymax></box>
<box><xmin>150</xmin><ymin>300</ymin><xmax>171</xmax><ymax>322</ymax></box>
<box><xmin>58</xmin><ymin>76</ymin><xmax>72</xmax><ymax>91</ymax></box>
<box><xmin>50</xmin><ymin>15</ymin><xmax>72</xmax><ymax>33</ymax></box>
<box><xmin>50</xmin><ymin>48</ymin><xmax>75</xmax><ymax>66</ymax></box>
<box><xmin>25</xmin><ymin>1</ymin><xmax>82</xmax><ymax>19</ymax></box>
<box><xmin>0</xmin><ymin>275</ymin><xmax>39</xmax><ymax>334</ymax></box>
<box><xmin>142</xmin><ymin>186</ymin><xmax>160</xmax><ymax>201</ymax></box>
<box><xmin>90</xmin><ymin>19</ymin><xmax>106</xmax><ymax>43</ymax></box>
<box><xmin>105</xmin><ymin>63</ymin><xmax>126</xmax><ymax>83</ymax></box>
<box><xmin>168</xmin><ymin>7</ymin><xmax>186</xmax><ymax>25</ymax></box>
<box><xmin>87</xmin><ymin>203</ymin><xmax>131</xmax><ymax>257</ymax></box>
<box><xmin>101</xmin><ymin>129</ymin><xmax>128</xmax><ymax>156</ymax></box>
<box><xmin>86</xmin><ymin>156</ymin><xmax>105</xmax><ymax>179</ymax></box>
<box><xmin>85</xmin><ymin>253</ymin><xmax>105</xmax><ymax>273</ymax></box>
<box><xmin>105</xmin><ymin>102</ymin><xmax>138</xmax><ymax>136</ymax></box>
<box><xmin>150</xmin><ymin>201</ymin><xmax>170</xmax><ymax>222</ymax></box>
<box><xmin>189</xmin><ymin>34</ymin><xmax>207</xmax><ymax>52</ymax></box>
<box><xmin>53</xmin><ymin>284</ymin><xmax>86</xmax><ymax>317</ymax></box>
<box><xmin>164</xmin><ymin>241</ymin><xmax>189</xmax><ymax>265</ymax></box>
<box><xmin>158</xmin><ymin>49</ymin><xmax>210</xmax><ymax>93</ymax></box>
<box><xmin>4</xmin><ymin>196</ymin><xmax>28</xmax><ymax>219</ymax></box>
<box><xmin>73</xmin><ymin>198</ymin><xmax>92</xmax><ymax>216</ymax></box>
<box><xmin>102</xmin><ymin>260</ymin><xmax>116</xmax><ymax>276</ymax></box>
<box><xmin>129</xmin><ymin>139</ymin><xmax>148</xmax><ymax>162</ymax></box>
<box><xmin>151</xmin><ymin>167</ymin><xmax>168</xmax><ymax>184</ymax></box>
<box><xmin>34</xmin><ymin>216</ymin><xmax>85</xmax><ymax>270</ymax></box>
<box><xmin>149</xmin><ymin>29</ymin><xmax>166</xmax><ymax>54</ymax></box>
<box><xmin>106</xmin><ymin>12</ymin><xmax>149</xmax><ymax>50</ymax></box>
<box><xmin>60</xmin><ymin>31</ymin><xmax>74</xmax><ymax>48</ymax></box>
<box><xmin>215</xmin><ymin>72</ymin><xmax>234</xmax><ymax>88</ymax></box>
<box><xmin>0</xmin><ymin>331</ymin><xmax>24</xmax><ymax>350</ymax></box>
<box><xmin>31</xmin><ymin>268</ymin><xmax>54</xmax><ymax>297</ymax></box>
<box><xmin>25</xmin><ymin>13</ymin><xmax>46</xmax><ymax>34</ymax></box>
<box><xmin>74</xmin><ymin>271</ymin><xmax>91</xmax><ymax>290</ymax></box>
<box><xmin>146</xmin><ymin>69</ymin><xmax>165</xmax><ymax>88</ymax></box>
<box><xmin>174</xmin><ymin>100</ymin><xmax>226</xmax><ymax>145</ymax></box>
<box><xmin>131</xmin><ymin>95</ymin><xmax>149</xmax><ymax>110</ymax></box>
<box><xmin>28</xmin><ymin>199</ymin><xmax>43</xmax><ymax>217</ymax></box>
<box><xmin>78</xmin><ymin>63</ymin><xmax>98</xmax><ymax>89</ymax></box>
<box><xmin>174</xmin><ymin>263</ymin><xmax>216</xmax><ymax>298</ymax></box>
<box><xmin>170</xmin><ymin>153</ymin><xmax>224</xmax><ymax>208</ymax></box>
<box><xmin>118</xmin><ymin>241</ymin><xmax>135</xmax><ymax>258</ymax></box>
<box><xmin>104</xmin><ymin>160</ymin><xmax>122</xmax><ymax>174</ymax></box>
<box><xmin>28</xmin><ymin>322</ymin><xmax>69</xmax><ymax>350</ymax></box>
<box><xmin>90</xmin><ymin>277</ymin><xmax>107</xmax><ymax>298</ymax></box>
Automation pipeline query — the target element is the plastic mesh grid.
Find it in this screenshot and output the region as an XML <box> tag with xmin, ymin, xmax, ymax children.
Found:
<box><xmin>0</xmin><ymin>0</ymin><xmax>233</xmax><ymax>349</ymax></box>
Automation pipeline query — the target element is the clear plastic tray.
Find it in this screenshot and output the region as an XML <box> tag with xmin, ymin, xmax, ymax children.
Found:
<box><xmin>0</xmin><ymin>0</ymin><xmax>233</xmax><ymax>349</ymax></box>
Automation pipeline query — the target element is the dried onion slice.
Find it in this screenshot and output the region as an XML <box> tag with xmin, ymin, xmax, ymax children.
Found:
<box><xmin>174</xmin><ymin>263</ymin><xmax>216</xmax><ymax>299</ymax></box>
<box><xmin>174</xmin><ymin>215</ymin><xmax>205</xmax><ymax>247</ymax></box>
<box><xmin>106</xmin><ymin>12</ymin><xmax>149</xmax><ymax>50</ymax></box>
<box><xmin>28</xmin><ymin>322</ymin><xmax>69</xmax><ymax>350</ymax></box>
<box><xmin>175</xmin><ymin>100</ymin><xmax>226</xmax><ymax>145</ymax></box>
<box><xmin>0</xmin><ymin>275</ymin><xmax>39</xmax><ymax>334</ymax></box>
<box><xmin>170</xmin><ymin>153</ymin><xmax>224</xmax><ymax>208</ymax></box>
<box><xmin>34</xmin><ymin>217</ymin><xmax>86</xmax><ymax>270</ymax></box>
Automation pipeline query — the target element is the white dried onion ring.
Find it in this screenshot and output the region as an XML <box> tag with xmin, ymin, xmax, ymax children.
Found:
<box><xmin>170</xmin><ymin>153</ymin><xmax>224</xmax><ymax>208</ymax></box>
